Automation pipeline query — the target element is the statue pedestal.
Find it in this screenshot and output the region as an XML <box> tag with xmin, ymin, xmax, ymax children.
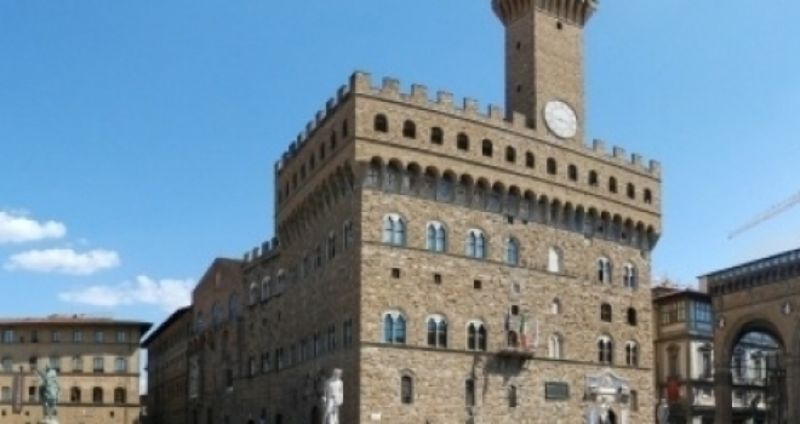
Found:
<box><xmin>39</xmin><ymin>418</ymin><xmax>59</xmax><ymax>424</ymax></box>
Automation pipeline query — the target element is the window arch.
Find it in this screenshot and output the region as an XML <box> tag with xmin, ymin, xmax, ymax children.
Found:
<box><xmin>481</xmin><ymin>139</ymin><xmax>493</xmax><ymax>157</ymax></box>
<box><xmin>374</xmin><ymin>114</ymin><xmax>388</xmax><ymax>133</ymax></box>
<box><xmin>597</xmin><ymin>257</ymin><xmax>612</xmax><ymax>284</ymax></box>
<box><xmin>248</xmin><ymin>281</ymin><xmax>258</xmax><ymax>305</ymax></box>
<box><xmin>549</xmin><ymin>334</ymin><xmax>563</xmax><ymax>359</ymax></box>
<box><xmin>430</xmin><ymin>127</ymin><xmax>444</xmax><ymax>145</ymax></box>
<box><xmin>457</xmin><ymin>133</ymin><xmax>470</xmax><ymax>151</ymax></box>
<box><xmin>597</xmin><ymin>336</ymin><xmax>613</xmax><ymax>364</ymax></box>
<box><xmin>426</xmin><ymin>315</ymin><xmax>448</xmax><ymax>348</ymax></box>
<box><xmin>625</xmin><ymin>341</ymin><xmax>639</xmax><ymax>367</ymax></box>
<box><xmin>70</xmin><ymin>387</ymin><xmax>81</xmax><ymax>403</ymax></box>
<box><xmin>547</xmin><ymin>247</ymin><xmax>563</xmax><ymax>273</ymax></box>
<box><xmin>465</xmin><ymin>229</ymin><xmax>487</xmax><ymax>259</ymax></box>
<box><xmin>426</xmin><ymin>222</ymin><xmax>448</xmax><ymax>253</ymax></box>
<box><xmin>505</xmin><ymin>146</ymin><xmax>516</xmax><ymax>163</ymax></box>
<box><xmin>644</xmin><ymin>189</ymin><xmax>653</xmax><ymax>204</ymax></box>
<box><xmin>402</xmin><ymin>120</ymin><xmax>417</xmax><ymax>139</ymax></box>
<box><xmin>547</xmin><ymin>158</ymin><xmax>557</xmax><ymax>175</ymax></box>
<box><xmin>92</xmin><ymin>387</ymin><xmax>103</xmax><ymax>404</ymax></box>
<box><xmin>568</xmin><ymin>164</ymin><xmax>578</xmax><ymax>181</ymax></box>
<box><xmin>114</xmin><ymin>387</ymin><xmax>127</xmax><ymax>404</ymax></box>
<box><xmin>588</xmin><ymin>170</ymin><xmax>599</xmax><ymax>186</ymax></box>
<box><xmin>382</xmin><ymin>214</ymin><xmax>406</xmax><ymax>246</ymax></box>
<box><xmin>551</xmin><ymin>298</ymin><xmax>561</xmax><ymax>315</ymax></box>
<box><xmin>623</xmin><ymin>263</ymin><xmax>637</xmax><ymax>289</ymax></box>
<box><xmin>627</xmin><ymin>308</ymin><xmax>638</xmax><ymax>326</ymax></box>
<box><xmin>525</xmin><ymin>152</ymin><xmax>535</xmax><ymax>168</ymax></box>
<box><xmin>505</xmin><ymin>237</ymin><xmax>520</xmax><ymax>266</ymax></box>
<box><xmin>260</xmin><ymin>277</ymin><xmax>271</xmax><ymax>301</ymax></box>
<box><xmin>609</xmin><ymin>177</ymin><xmax>618</xmax><ymax>193</ymax></box>
<box><xmin>627</xmin><ymin>183</ymin><xmax>636</xmax><ymax>199</ymax></box>
<box><xmin>382</xmin><ymin>311</ymin><xmax>407</xmax><ymax>344</ymax></box>
<box><xmin>467</xmin><ymin>321</ymin><xmax>487</xmax><ymax>351</ymax></box>
<box><xmin>600</xmin><ymin>303</ymin><xmax>612</xmax><ymax>322</ymax></box>
<box><xmin>400</xmin><ymin>374</ymin><xmax>414</xmax><ymax>404</ymax></box>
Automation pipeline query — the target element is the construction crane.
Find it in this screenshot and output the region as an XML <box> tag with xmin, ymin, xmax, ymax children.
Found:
<box><xmin>728</xmin><ymin>190</ymin><xmax>800</xmax><ymax>239</ymax></box>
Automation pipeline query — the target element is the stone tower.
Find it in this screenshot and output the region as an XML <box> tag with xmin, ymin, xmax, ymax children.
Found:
<box><xmin>493</xmin><ymin>0</ymin><xmax>598</xmax><ymax>141</ymax></box>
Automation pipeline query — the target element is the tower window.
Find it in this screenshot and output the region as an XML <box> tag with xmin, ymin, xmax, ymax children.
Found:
<box><xmin>374</xmin><ymin>114</ymin><xmax>389</xmax><ymax>133</ymax></box>
<box><xmin>482</xmin><ymin>139</ymin><xmax>493</xmax><ymax>157</ymax></box>
<box><xmin>457</xmin><ymin>133</ymin><xmax>470</xmax><ymax>151</ymax></box>
<box><xmin>515</xmin><ymin>41</ymin><xmax>521</xmax><ymax>50</ymax></box>
<box><xmin>627</xmin><ymin>183</ymin><xmax>636</xmax><ymax>199</ymax></box>
<box><xmin>426</xmin><ymin>315</ymin><xmax>448</xmax><ymax>348</ymax></box>
<box><xmin>644</xmin><ymin>189</ymin><xmax>653</xmax><ymax>204</ymax></box>
<box><xmin>391</xmin><ymin>268</ymin><xmax>401</xmax><ymax>279</ymax></box>
<box><xmin>547</xmin><ymin>158</ymin><xmax>557</xmax><ymax>175</ymax></box>
<box><xmin>525</xmin><ymin>152</ymin><xmax>535</xmax><ymax>168</ymax></box>
<box><xmin>588</xmin><ymin>170</ymin><xmax>599</xmax><ymax>186</ymax></box>
<box><xmin>556</xmin><ymin>21</ymin><xmax>563</xmax><ymax>30</ymax></box>
<box><xmin>473</xmin><ymin>280</ymin><xmax>482</xmax><ymax>290</ymax></box>
<box><xmin>568</xmin><ymin>164</ymin><xmax>578</xmax><ymax>181</ymax></box>
<box><xmin>609</xmin><ymin>177</ymin><xmax>618</xmax><ymax>193</ymax></box>
<box><xmin>401</xmin><ymin>375</ymin><xmax>414</xmax><ymax>404</ymax></box>
<box><xmin>505</xmin><ymin>146</ymin><xmax>516</xmax><ymax>163</ymax></box>
<box><xmin>430</xmin><ymin>127</ymin><xmax>444</xmax><ymax>145</ymax></box>
<box><xmin>601</xmin><ymin>303</ymin><xmax>612</xmax><ymax>322</ymax></box>
<box><xmin>402</xmin><ymin>120</ymin><xmax>417</xmax><ymax>139</ymax></box>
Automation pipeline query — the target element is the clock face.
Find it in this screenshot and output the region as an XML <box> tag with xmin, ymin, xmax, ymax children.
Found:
<box><xmin>544</xmin><ymin>100</ymin><xmax>578</xmax><ymax>139</ymax></box>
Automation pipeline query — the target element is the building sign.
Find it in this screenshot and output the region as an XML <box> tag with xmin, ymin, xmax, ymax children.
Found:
<box><xmin>545</xmin><ymin>382</ymin><xmax>570</xmax><ymax>400</ymax></box>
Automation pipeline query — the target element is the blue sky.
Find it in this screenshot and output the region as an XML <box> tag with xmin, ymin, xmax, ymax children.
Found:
<box><xmin>1</xmin><ymin>0</ymin><xmax>799</xmax><ymax>331</ymax></box>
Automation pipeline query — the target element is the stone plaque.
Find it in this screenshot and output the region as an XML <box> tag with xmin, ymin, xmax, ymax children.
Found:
<box><xmin>545</xmin><ymin>382</ymin><xmax>570</xmax><ymax>400</ymax></box>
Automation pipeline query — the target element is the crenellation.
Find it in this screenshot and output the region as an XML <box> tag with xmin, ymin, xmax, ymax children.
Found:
<box><xmin>409</xmin><ymin>84</ymin><xmax>428</xmax><ymax>103</ymax></box>
<box><xmin>315</xmin><ymin>110</ymin><xmax>325</xmax><ymax>126</ymax></box>
<box><xmin>325</xmin><ymin>98</ymin><xmax>335</xmax><ymax>114</ymax></box>
<box><xmin>488</xmin><ymin>104</ymin><xmax>504</xmax><ymax>121</ymax></box>
<box><xmin>350</xmin><ymin>71</ymin><xmax>372</xmax><ymax>93</ymax></box>
<box><xmin>649</xmin><ymin>160</ymin><xmax>662</xmax><ymax>176</ymax></box>
<box><xmin>631</xmin><ymin>153</ymin><xmax>643</xmax><ymax>167</ymax></box>
<box><xmin>305</xmin><ymin>121</ymin><xmax>314</xmax><ymax>138</ymax></box>
<box><xmin>511</xmin><ymin>111</ymin><xmax>528</xmax><ymax>130</ymax></box>
<box><xmin>380</xmin><ymin>77</ymin><xmax>401</xmax><ymax>96</ymax></box>
<box><xmin>435</xmin><ymin>90</ymin><xmax>454</xmax><ymax>107</ymax></box>
<box><xmin>462</xmin><ymin>97</ymin><xmax>479</xmax><ymax>115</ymax></box>
<box><xmin>592</xmin><ymin>139</ymin><xmax>606</xmax><ymax>154</ymax></box>
<box><xmin>612</xmin><ymin>146</ymin><xmax>626</xmax><ymax>160</ymax></box>
<box><xmin>336</xmin><ymin>84</ymin><xmax>349</xmax><ymax>101</ymax></box>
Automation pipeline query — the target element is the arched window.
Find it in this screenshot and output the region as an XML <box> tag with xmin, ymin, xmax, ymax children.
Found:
<box><xmin>481</xmin><ymin>139</ymin><xmax>493</xmax><ymax>157</ymax></box>
<box><xmin>551</xmin><ymin>298</ymin><xmax>561</xmax><ymax>315</ymax></box>
<box><xmin>382</xmin><ymin>311</ymin><xmax>407</xmax><ymax>344</ymax></box>
<box><xmin>609</xmin><ymin>177</ymin><xmax>618</xmax><ymax>193</ymax></box>
<box><xmin>549</xmin><ymin>334</ymin><xmax>563</xmax><ymax>359</ymax></box>
<box><xmin>465</xmin><ymin>229</ymin><xmax>487</xmax><ymax>259</ymax></box>
<box><xmin>627</xmin><ymin>308</ymin><xmax>638</xmax><ymax>326</ymax></box>
<box><xmin>625</xmin><ymin>341</ymin><xmax>639</xmax><ymax>367</ymax></box>
<box><xmin>248</xmin><ymin>281</ymin><xmax>258</xmax><ymax>305</ymax></box>
<box><xmin>426</xmin><ymin>315</ymin><xmax>447</xmax><ymax>348</ymax></box>
<box><xmin>508</xmin><ymin>385</ymin><xmax>518</xmax><ymax>408</ymax></box>
<box><xmin>525</xmin><ymin>152</ymin><xmax>535</xmax><ymax>168</ymax></box>
<box><xmin>374</xmin><ymin>114</ymin><xmax>388</xmax><ymax>133</ymax></box>
<box><xmin>401</xmin><ymin>375</ymin><xmax>414</xmax><ymax>404</ymax></box>
<box><xmin>627</xmin><ymin>183</ymin><xmax>636</xmax><ymax>199</ymax></box>
<box><xmin>505</xmin><ymin>237</ymin><xmax>520</xmax><ymax>266</ymax></box>
<box><xmin>114</xmin><ymin>387</ymin><xmax>127</xmax><ymax>404</ymax></box>
<box><xmin>601</xmin><ymin>303</ymin><xmax>612</xmax><ymax>322</ymax></box>
<box><xmin>382</xmin><ymin>214</ymin><xmax>406</xmax><ymax>246</ymax></box>
<box><xmin>260</xmin><ymin>277</ymin><xmax>271</xmax><ymax>301</ymax></box>
<box><xmin>547</xmin><ymin>247</ymin><xmax>563</xmax><ymax>273</ymax></box>
<box><xmin>597</xmin><ymin>336</ymin><xmax>613</xmax><ymax>364</ymax></box>
<box><xmin>588</xmin><ymin>170</ymin><xmax>599</xmax><ymax>186</ymax></box>
<box><xmin>92</xmin><ymin>387</ymin><xmax>103</xmax><ymax>404</ymax></box>
<box><xmin>457</xmin><ymin>133</ymin><xmax>470</xmax><ymax>151</ymax></box>
<box><xmin>426</xmin><ymin>222</ymin><xmax>447</xmax><ymax>253</ymax></box>
<box><xmin>597</xmin><ymin>257</ymin><xmax>612</xmax><ymax>284</ymax></box>
<box><xmin>547</xmin><ymin>158</ymin><xmax>557</xmax><ymax>175</ymax></box>
<box><xmin>568</xmin><ymin>164</ymin><xmax>578</xmax><ymax>181</ymax></box>
<box><xmin>70</xmin><ymin>387</ymin><xmax>81</xmax><ymax>403</ymax></box>
<box><xmin>402</xmin><ymin>120</ymin><xmax>416</xmax><ymax>139</ymax></box>
<box><xmin>506</xmin><ymin>146</ymin><xmax>516</xmax><ymax>163</ymax></box>
<box><xmin>623</xmin><ymin>263</ymin><xmax>637</xmax><ymax>289</ymax></box>
<box><xmin>644</xmin><ymin>189</ymin><xmax>653</xmax><ymax>204</ymax></box>
<box><xmin>430</xmin><ymin>127</ymin><xmax>444</xmax><ymax>145</ymax></box>
<box><xmin>467</xmin><ymin>321</ymin><xmax>487</xmax><ymax>351</ymax></box>
<box><xmin>366</xmin><ymin>159</ymin><xmax>381</xmax><ymax>187</ymax></box>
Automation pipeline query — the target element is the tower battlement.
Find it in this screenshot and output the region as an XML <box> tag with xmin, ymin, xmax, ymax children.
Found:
<box><xmin>492</xmin><ymin>0</ymin><xmax>598</xmax><ymax>27</ymax></box>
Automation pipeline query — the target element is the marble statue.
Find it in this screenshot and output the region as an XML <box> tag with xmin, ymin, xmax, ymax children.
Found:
<box><xmin>657</xmin><ymin>398</ymin><xmax>669</xmax><ymax>424</ymax></box>
<box><xmin>585</xmin><ymin>404</ymin><xmax>600</xmax><ymax>424</ymax></box>
<box><xmin>322</xmin><ymin>368</ymin><xmax>343</xmax><ymax>424</ymax></box>
<box><xmin>36</xmin><ymin>366</ymin><xmax>60</xmax><ymax>424</ymax></box>
<box><xmin>598</xmin><ymin>399</ymin><xmax>610</xmax><ymax>423</ymax></box>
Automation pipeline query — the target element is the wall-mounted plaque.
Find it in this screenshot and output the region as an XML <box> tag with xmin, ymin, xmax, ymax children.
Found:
<box><xmin>545</xmin><ymin>382</ymin><xmax>570</xmax><ymax>401</ymax></box>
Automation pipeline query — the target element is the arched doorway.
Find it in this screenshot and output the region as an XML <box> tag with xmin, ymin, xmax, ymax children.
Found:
<box><xmin>607</xmin><ymin>409</ymin><xmax>617</xmax><ymax>424</ymax></box>
<box><xmin>728</xmin><ymin>327</ymin><xmax>786</xmax><ymax>424</ymax></box>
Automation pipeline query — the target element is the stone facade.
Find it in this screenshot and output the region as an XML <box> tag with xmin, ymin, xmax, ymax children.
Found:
<box><xmin>0</xmin><ymin>316</ymin><xmax>150</xmax><ymax>424</ymax></box>
<box><xmin>145</xmin><ymin>1</ymin><xmax>663</xmax><ymax>423</ymax></box>
<box><xmin>142</xmin><ymin>307</ymin><xmax>192</xmax><ymax>424</ymax></box>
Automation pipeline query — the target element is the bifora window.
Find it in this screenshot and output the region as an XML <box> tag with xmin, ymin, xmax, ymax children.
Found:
<box><xmin>426</xmin><ymin>222</ymin><xmax>447</xmax><ymax>253</ymax></box>
<box><xmin>383</xmin><ymin>311</ymin><xmax>407</xmax><ymax>344</ymax></box>
<box><xmin>382</xmin><ymin>214</ymin><xmax>406</xmax><ymax>246</ymax></box>
<box><xmin>426</xmin><ymin>315</ymin><xmax>448</xmax><ymax>348</ymax></box>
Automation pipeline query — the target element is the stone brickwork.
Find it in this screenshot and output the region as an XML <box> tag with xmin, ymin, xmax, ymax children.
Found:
<box><xmin>148</xmin><ymin>1</ymin><xmax>663</xmax><ymax>423</ymax></box>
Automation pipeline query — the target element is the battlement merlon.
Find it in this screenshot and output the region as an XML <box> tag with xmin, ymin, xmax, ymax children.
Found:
<box><xmin>349</xmin><ymin>71</ymin><xmax>661</xmax><ymax>179</ymax></box>
<box><xmin>492</xmin><ymin>0</ymin><xmax>599</xmax><ymax>27</ymax></box>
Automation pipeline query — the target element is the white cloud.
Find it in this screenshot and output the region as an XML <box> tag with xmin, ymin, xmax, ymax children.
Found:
<box><xmin>58</xmin><ymin>275</ymin><xmax>195</xmax><ymax>312</ymax></box>
<box><xmin>0</xmin><ymin>211</ymin><xmax>66</xmax><ymax>244</ymax></box>
<box><xmin>5</xmin><ymin>248</ymin><xmax>120</xmax><ymax>275</ymax></box>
